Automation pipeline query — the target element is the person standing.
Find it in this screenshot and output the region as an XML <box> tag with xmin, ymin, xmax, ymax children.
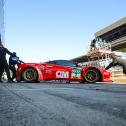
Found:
<box><xmin>9</xmin><ymin>52</ymin><xmax>21</xmax><ymax>82</ymax></box>
<box><xmin>0</xmin><ymin>43</ymin><xmax>13</xmax><ymax>82</ymax></box>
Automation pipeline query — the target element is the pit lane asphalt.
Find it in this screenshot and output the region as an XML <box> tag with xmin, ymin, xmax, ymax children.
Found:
<box><xmin>0</xmin><ymin>82</ymin><xmax>126</xmax><ymax>126</ymax></box>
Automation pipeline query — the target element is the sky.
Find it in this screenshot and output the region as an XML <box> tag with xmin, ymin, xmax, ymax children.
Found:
<box><xmin>4</xmin><ymin>0</ymin><xmax>126</xmax><ymax>62</ymax></box>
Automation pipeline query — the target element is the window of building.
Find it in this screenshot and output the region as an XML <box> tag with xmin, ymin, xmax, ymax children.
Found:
<box><xmin>113</xmin><ymin>32</ymin><xmax>121</xmax><ymax>39</ymax></box>
<box><xmin>121</xmin><ymin>29</ymin><xmax>126</xmax><ymax>37</ymax></box>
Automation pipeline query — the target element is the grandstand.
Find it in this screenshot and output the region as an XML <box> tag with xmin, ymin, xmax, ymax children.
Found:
<box><xmin>71</xmin><ymin>17</ymin><xmax>126</xmax><ymax>64</ymax></box>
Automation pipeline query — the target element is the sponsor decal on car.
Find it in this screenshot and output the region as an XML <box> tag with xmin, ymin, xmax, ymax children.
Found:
<box><xmin>71</xmin><ymin>68</ymin><xmax>82</xmax><ymax>79</ymax></box>
<box><xmin>56</xmin><ymin>71</ymin><xmax>69</xmax><ymax>78</ymax></box>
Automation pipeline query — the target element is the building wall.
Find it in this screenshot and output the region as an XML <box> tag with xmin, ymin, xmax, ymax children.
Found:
<box><xmin>0</xmin><ymin>0</ymin><xmax>4</xmax><ymax>45</ymax></box>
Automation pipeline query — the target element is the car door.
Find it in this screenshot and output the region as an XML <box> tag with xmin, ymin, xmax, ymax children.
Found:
<box><xmin>54</xmin><ymin>65</ymin><xmax>70</xmax><ymax>80</ymax></box>
<box><xmin>50</xmin><ymin>60</ymin><xmax>71</xmax><ymax>80</ymax></box>
<box><xmin>53</xmin><ymin>60</ymin><xmax>83</xmax><ymax>81</ymax></box>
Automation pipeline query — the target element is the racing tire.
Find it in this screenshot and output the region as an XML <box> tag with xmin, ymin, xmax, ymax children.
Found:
<box><xmin>22</xmin><ymin>68</ymin><xmax>38</xmax><ymax>83</ymax></box>
<box><xmin>84</xmin><ymin>68</ymin><xmax>100</xmax><ymax>83</ymax></box>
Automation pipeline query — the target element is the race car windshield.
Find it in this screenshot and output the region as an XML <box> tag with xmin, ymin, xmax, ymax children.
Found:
<box><xmin>45</xmin><ymin>60</ymin><xmax>78</xmax><ymax>67</ymax></box>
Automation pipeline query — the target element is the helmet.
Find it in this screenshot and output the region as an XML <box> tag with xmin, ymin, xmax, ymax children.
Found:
<box><xmin>13</xmin><ymin>52</ymin><xmax>16</xmax><ymax>56</ymax></box>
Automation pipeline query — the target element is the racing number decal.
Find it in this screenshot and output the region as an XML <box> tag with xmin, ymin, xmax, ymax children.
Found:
<box><xmin>71</xmin><ymin>68</ymin><xmax>81</xmax><ymax>79</ymax></box>
<box><xmin>56</xmin><ymin>71</ymin><xmax>69</xmax><ymax>78</ymax></box>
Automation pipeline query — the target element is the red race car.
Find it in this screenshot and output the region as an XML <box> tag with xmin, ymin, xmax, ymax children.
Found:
<box><xmin>16</xmin><ymin>60</ymin><xmax>110</xmax><ymax>83</ymax></box>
